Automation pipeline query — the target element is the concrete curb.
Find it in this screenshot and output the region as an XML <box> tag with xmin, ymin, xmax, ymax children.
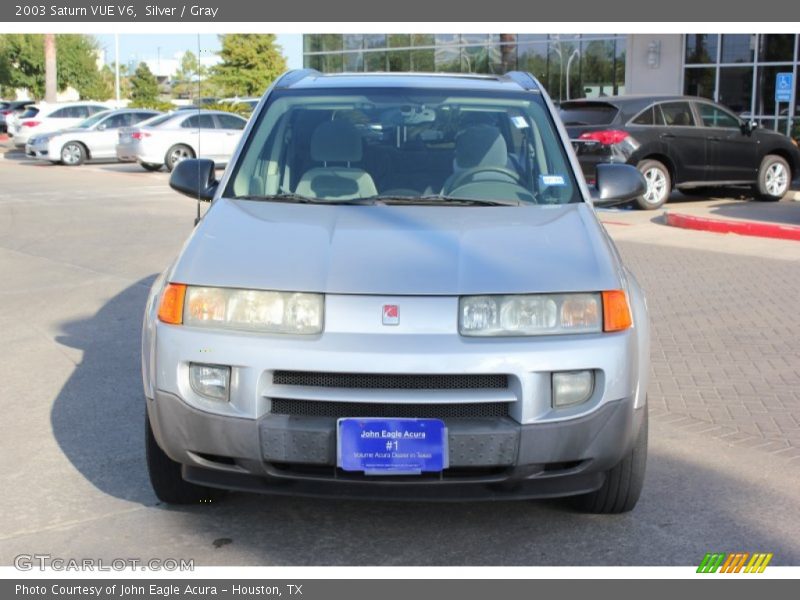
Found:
<box><xmin>665</xmin><ymin>211</ymin><xmax>800</xmax><ymax>241</ymax></box>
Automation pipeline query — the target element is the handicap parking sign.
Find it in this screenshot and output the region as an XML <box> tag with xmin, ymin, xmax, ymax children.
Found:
<box><xmin>775</xmin><ymin>72</ymin><xmax>793</xmax><ymax>103</ymax></box>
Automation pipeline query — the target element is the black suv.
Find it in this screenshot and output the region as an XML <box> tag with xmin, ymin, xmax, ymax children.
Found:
<box><xmin>560</xmin><ymin>95</ymin><xmax>800</xmax><ymax>209</ymax></box>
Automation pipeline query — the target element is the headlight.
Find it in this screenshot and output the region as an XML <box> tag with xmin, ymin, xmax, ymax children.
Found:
<box><xmin>181</xmin><ymin>286</ymin><xmax>323</xmax><ymax>334</ymax></box>
<box><xmin>459</xmin><ymin>293</ymin><xmax>602</xmax><ymax>336</ymax></box>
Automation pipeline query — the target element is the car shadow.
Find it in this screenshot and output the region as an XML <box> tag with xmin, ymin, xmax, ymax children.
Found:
<box><xmin>48</xmin><ymin>278</ymin><xmax>800</xmax><ymax>565</ymax></box>
<box><xmin>709</xmin><ymin>199</ymin><xmax>800</xmax><ymax>226</ymax></box>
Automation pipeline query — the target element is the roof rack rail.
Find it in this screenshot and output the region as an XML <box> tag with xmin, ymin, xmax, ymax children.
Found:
<box><xmin>274</xmin><ymin>68</ymin><xmax>321</xmax><ymax>89</ymax></box>
<box><xmin>504</xmin><ymin>71</ymin><xmax>540</xmax><ymax>91</ymax></box>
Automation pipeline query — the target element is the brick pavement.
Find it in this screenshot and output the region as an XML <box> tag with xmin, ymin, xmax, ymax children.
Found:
<box><xmin>617</xmin><ymin>240</ymin><xmax>800</xmax><ymax>460</ymax></box>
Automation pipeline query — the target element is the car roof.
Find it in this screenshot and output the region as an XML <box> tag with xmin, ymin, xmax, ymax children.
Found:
<box><xmin>560</xmin><ymin>94</ymin><xmax>711</xmax><ymax>107</ymax></box>
<box><xmin>278</xmin><ymin>70</ymin><xmax>540</xmax><ymax>93</ymax></box>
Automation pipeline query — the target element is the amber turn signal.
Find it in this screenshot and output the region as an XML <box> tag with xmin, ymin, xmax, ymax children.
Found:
<box><xmin>602</xmin><ymin>290</ymin><xmax>632</xmax><ymax>332</ymax></box>
<box><xmin>157</xmin><ymin>283</ymin><xmax>187</xmax><ymax>324</ymax></box>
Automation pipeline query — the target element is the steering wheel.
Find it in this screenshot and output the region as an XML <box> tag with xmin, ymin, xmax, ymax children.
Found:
<box><xmin>444</xmin><ymin>166</ymin><xmax>521</xmax><ymax>195</ymax></box>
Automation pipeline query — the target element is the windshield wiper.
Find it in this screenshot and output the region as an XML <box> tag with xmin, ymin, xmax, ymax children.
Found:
<box><xmin>369</xmin><ymin>194</ymin><xmax>521</xmax><ymax>207</ymax></box>
<box><xmin>232</xmin><ymin>194</ymin><xmax>520</xmax><ymax>207</ymax></box>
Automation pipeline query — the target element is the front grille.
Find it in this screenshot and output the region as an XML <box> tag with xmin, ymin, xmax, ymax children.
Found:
<box><xmin>272</xmin><ymin>371</ymin><xmax>508</xmax><ymax>390</ymax></box>
<box><xmin>270</xmin><ymin>398</ymin><xmax>510</xmax><ymax>419</ymax></box>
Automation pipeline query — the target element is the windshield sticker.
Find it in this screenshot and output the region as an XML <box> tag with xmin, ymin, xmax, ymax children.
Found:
<box><xmin>540</xmin><ymin>174</ymin><xmax>566</xmax><ymax>187</ymax></box>
<box><xmin>511</xmin><ymin>115</ymin><xmax>529</xmax><ymax>129</ymax></box>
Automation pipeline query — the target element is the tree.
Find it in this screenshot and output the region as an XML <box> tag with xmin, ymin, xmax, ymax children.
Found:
<box><xmin>172</xmin><ymin>50</ymin><xmax>205</xmax><ymax>100</ymax></box>
<box><xmin>129</xmin><ymin>61</ymin><xmax>159</xmax><ymax>106</ymax></box>
<box><xmin>80</xmin><ymin>64</ymin><xmax>114</xmax><ymax>101</ymax></box>
<box><xmin>210</xmin><ymin>34</ymin><xmax>287</xmax><ymax>97</ymax></box>
<box><xmin>0</xmin><ymin>34</ymin><xmax>103</xmax><ymax>99</ymax></box>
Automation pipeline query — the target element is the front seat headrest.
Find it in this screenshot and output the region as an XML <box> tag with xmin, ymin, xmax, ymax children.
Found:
<box><xmin>454</xmin><ymin>125</ymin><xmax>508</xmax><ymax>169</ymax></box>
<box><xmin>311</xmin><ymin>120</ymin><xmax>362</xmax><ymax>163</ymax></box>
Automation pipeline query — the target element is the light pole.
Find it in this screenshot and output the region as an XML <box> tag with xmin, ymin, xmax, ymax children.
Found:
<box><xmin>114</xmin><ymin>33</ymin><xmax>120</xmax><ymax>107</ymax></box>
<box><xmin>566</xmin><ymin>48</ymin><xmax>580</xmax><ymax>100</ymax></box>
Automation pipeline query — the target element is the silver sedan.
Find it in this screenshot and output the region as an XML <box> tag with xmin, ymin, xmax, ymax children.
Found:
<box><xmin>25</xmin><ymin>109</ymin><xmax>161</xmax><ymax>165</ymax></box>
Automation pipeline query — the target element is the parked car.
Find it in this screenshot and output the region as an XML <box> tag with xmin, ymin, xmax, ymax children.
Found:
<box><xmin>560</xmin><ymin>95</ymin><xmax>800</xmax><ymax>209</ymax></box>
<box><xmin>12</xmin><ymin>101</ymin><xmax>110</xmax><ymax>148</ymax></box>
<box><xmin>116</xmin><ymin>109</ymin><xmax>247</xmax><ymax>172</ymax></box>
<box><xmin>6</xmin><ymin>104</ymin><xmax>39</xmax><ymax>137</ymax></box>
<box><xmin>143</xmin><ymin>70</ymin><xmax>650</xmax><ymax>513</ymax></box>
<box><xmin>0</xmin><ymin>100</ymin><xmax>34</xmax><ymax>133</ymax></box>
<box><xmin>25</xmin><ymin>108</ymin><xmax>161</xmax><ymax>165</ymax></box>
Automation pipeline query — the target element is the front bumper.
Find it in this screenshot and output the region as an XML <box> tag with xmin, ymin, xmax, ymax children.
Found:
<box><xmin>25</xmin><ymin>140</ymin><xmax>51</xmax><ymax>160</ymax></box>
<box><xmin>147</xmin><ymin>389</ymin><xmax>644</xmax><ymax>501</ymax></box>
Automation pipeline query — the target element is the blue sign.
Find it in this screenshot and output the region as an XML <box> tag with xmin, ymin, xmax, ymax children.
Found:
<box><xmin>337</xmin><ymin>418</ymin><xmax>448</xmax><ymax>474</ymax></box>
<box><xmin>775</xmin><ymin>72</ymin><xmax>793</xmax><ymax>103</ymax></box>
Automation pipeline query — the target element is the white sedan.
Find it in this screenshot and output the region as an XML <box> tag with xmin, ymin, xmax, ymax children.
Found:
<box><xmin>116</xmin><ymin>110</ymin><xmax>248</xmax><ymax>172</ymax></box>
<box><xmin>25</xmin><ymin>109</ymin><xmax>161</xmax><ymax>165</ymax></box>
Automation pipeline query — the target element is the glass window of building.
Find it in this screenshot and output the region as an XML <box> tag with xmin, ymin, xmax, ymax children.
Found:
<box><xmin>717</xmin><ymin>67</ymin><xmax>753</xmax><ymax>114</ymax></box>
<box><xmin>685</xmin><ymin>34</ymin><xmax>718</xmax><ymax>64</ymax></box>
<box><xmin>684</xmin><ymin>67</ymin><xmax>715</xmax><ymax>99</ymax></box>
<box><xmin>759</xmin><ymin>34</ymin><xmax>795</xmax><ymax>62</ymax></box>
<box><xmin>721</xmin><ymin>34</ymin><xmax>755</xmax><ymax>63</ymax></box>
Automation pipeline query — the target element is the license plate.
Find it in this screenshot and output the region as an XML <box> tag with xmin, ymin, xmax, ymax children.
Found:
<box><xmin>337</xmin><ymin>418</ymin><xmax>448</xmax><ymax>475</ymax></box>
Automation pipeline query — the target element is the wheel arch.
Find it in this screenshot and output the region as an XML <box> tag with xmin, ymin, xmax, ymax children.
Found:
<box><xmin>761</xmin><ymin>148</ymin><xmax>795</xmax><ymax>178</ymax></box>
<box><xmin>633</xmin><ymin>153</ymin><xmax>676</xmax><ymax>188</ymax></box>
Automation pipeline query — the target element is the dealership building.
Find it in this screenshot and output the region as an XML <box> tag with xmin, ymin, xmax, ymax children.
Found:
<box><xmin>302</xmin><ymin>34</ymin><xmax>799</xmax><ymax>137</ymax></box>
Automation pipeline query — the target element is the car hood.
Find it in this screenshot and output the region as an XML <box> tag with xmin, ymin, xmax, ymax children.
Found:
<box><xmin>170</xmin><ymin>198</ymin><xmax>621</xmax><ymax>295</ymax></box>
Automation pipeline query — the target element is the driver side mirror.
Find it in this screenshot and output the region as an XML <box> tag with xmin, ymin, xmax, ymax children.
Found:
<box><xmin>96</xmin><ymin>123</ymin><xmax>107</xmax><ymax>131</ymax></box>
<box><xmin>742</xmin><ymin>120</ymin><xmax>758</xmax><ymax>134</ymax></box>
<box><xmin>169</xmin><ymin>158</ymin><xmax>218</xmax><ymax>202</ymax></box>
<box><xmin>590</xmin><ymin>163</ymin><xmax>647</xmax><ymax>207</ymax></box>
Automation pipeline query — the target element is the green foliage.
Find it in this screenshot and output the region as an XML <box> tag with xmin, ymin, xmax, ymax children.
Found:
<box><xmin>204</xmin><ymin>102</ymin><xmax>253</xmax><ymax>116</ymax></box>
<box><xmin>128</xmin><ymin>98</ymin><xmax>174</xmax><ymax>112</ymax></box>
<box><xmin>0</xmin><ymin>34</ymin><xmax>103</xmax><ymax>99</ymax></box>
<box><xmin>80</xmin><ymin>64</ymin><xmax>114</xmax><ymax>101</ymax></box>
<box><xmin>209</xmin><ymin>34</ymin><xmax>287</xmax><ymax>97</ymax></box>
<box><xmin>172</xmin><ymin>50</ymin><xmax>206</xmax><ymax>100</ymax></box>
<box><xmin>129</xmin><ymin>61</ymin><xmax>159</xmax><ymax>105</ymax></box>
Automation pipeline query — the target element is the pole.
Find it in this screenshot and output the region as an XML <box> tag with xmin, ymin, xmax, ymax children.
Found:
<box><xmin>114</xmin><ymin>33</ymin><xmax>121</xmax><ymax>107</ymax></box>
<box><xmin>44</xmin><ymin>34</ymin><xmax>57</xmax><ymax>102</ymax></box>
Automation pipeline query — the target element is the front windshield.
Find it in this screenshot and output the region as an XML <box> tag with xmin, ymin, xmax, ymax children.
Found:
<box><xmin>226</xmin><ymin>87</ymin><xmax>580</xmax><ymax>205</ymax></box>
<box><xmin>76</xmin><ymin>110</ymin><xmax>112</xmax><ymax>129</ymax></box>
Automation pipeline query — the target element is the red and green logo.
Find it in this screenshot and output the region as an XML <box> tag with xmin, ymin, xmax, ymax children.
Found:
<box><xmin>697</xmin><ymin>552</ymin><xmax>773</xmax><ymax>573</ymax></box>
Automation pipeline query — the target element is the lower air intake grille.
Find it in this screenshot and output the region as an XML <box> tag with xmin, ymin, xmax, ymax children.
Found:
<box><xmin>270</xmin><ymin>398</ymin><xmax>510</xmax><ymax>419</ymax></box>
<box><xmin>272</xmin><ymin>371</ymin><xmax>509</xmax><ymax>390</ymax></box>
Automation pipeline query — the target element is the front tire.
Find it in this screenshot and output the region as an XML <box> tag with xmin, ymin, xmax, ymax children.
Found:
<box><xmin>140</xmin><ymin>162</ymin><xmax>163</xmax><ymax>172</ymax></box>
<box><xmin>145</xmin><ymin>413</ymin><xmax>220</xmax><ymax>505</ymax></box>
<box><xmin>60</xmin><ymin>141</ymin><xmax>86</xmax><ymax>166</ymax></box>
<box><xmin>164</xmin><ymin>144</ymin><xmax>194</xmax><ymax>172</ymax></box>
<box><xmin>756</xmin><ymin>154</ymin><xmax>790</xmax><ymax>201</ymax></box>
<box><xmin>635</xmin><ymin>159</ymin><xmax>671</xmax><ymax>209</ymax></box>
<box><xmin>570</xmin><ymin>407</ymin><xmax>648</xmax><ymax>514</ymax></box>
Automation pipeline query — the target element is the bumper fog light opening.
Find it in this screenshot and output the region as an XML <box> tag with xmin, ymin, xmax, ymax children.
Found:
<box><xmin>189</xmin><ymin>363</ymin><xmax>231</xmax><ymax>402</ymax></box>
<box><xmin>552</xmin><ymin>370</ymin><xmax>594</xmax><ymax>408</ymax></box>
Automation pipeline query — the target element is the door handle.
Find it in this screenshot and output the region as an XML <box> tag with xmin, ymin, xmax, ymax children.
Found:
<box><xmin>660</xmin><ymin>133</ymin><xmax>676</xmax><ymax>139</ymax></box>
<box><xmin>708</xmin><ymin>136</ymin><xmax>721</xmax><ymax>142</ymax></box>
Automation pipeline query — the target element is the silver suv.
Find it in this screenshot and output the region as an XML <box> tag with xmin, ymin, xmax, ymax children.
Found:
<box><xmin>143</xmin><ymin>70</ymin><xmax>650</xmax><ymax>513</ymax></box>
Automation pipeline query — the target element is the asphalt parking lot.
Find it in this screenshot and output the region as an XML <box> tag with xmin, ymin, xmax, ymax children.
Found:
<box><xmin>1</xmin><ymin>146</ymin><xmax>799</xmax><ymax>566</ymax></box>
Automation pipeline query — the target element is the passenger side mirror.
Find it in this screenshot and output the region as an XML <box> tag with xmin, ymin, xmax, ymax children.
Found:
<box><xmin>96</xmin><ymin>123</ymin><xmax>107</xmax><ymax>131</ymax></box>
<box><xmin>169</xmin><ymin>158</ymin><xmax>218</xmax><ymax>202</ymax></box>
<box><xmin>743</xmin><ymin>120</ymin><xmax>758</xmax><ymax>134</ymax></box>
<box><xmin>590</xmin><ymin>163</ymin><xmax>647</xmax><ymax>207</ymax></box>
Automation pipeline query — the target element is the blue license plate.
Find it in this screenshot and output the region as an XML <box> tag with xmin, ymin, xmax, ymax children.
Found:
<box><xmin>337</xmin><ymin>418</ymin><xmax>448</xmax><ymax>475</ymax></box>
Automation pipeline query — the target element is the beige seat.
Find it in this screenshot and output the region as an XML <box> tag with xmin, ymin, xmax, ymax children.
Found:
<box><xmin>295</xmin><ymin>120</ymin><xmax>377</xmax><ymax>200</ymax></box>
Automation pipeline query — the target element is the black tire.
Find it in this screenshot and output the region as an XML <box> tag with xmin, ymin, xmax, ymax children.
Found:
<box><xmin>755</xmin><ymin>154</ymin><xmax>790</xmax><ymax>201</ymax></box>
<box><xmin>141</xmin><ymin>162</ymin><xmax>163</xmax><ymax>172</ymax></box>
<box><xmin>60</xmin><ymin>141</ymin><xmax>86</xmax><ymax>166</ymax></box>
<box><xmin>570</xmin><ymin>407</ymin><xmax>648</xmax><ymax>514</ymax></box>
<box><xmin>164</xmin><ymin>144</ymin><xmax>195</xmax><ymax>172</ymax></box>
<box><xmin>145</xmin><ymin>413</ymin><xmax>220</xmax><ymax>505</ymax></box>
<box><xmin>635</xmin><ymin>159</ymin><xmax>671</xmax><ymax>210</ymax></box>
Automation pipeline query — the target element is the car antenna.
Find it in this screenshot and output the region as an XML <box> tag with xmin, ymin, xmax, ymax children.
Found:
<box><xmin>194</xmin><ymin>33</ymin><xmax>202</xmax><ymax>227</ymax></box>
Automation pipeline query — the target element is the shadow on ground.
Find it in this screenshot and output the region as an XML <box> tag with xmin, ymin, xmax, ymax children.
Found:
<box><xmin>49</xmin><ymin>279</ymin><xmax>800</xmax><ymax>565</ymax></box>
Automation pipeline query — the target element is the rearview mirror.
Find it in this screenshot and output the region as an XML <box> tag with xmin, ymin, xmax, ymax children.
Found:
<box><xmin>169</xmin><ymin>158</ymin><xmax>218</xmax><ymax>202</ymax></box>
<box><xmin>742</xmin><ymin>120</ymin><xmax>758</xmax><ymax>134</ymax></box>
<box><xmin>590</xmin><ymin>163</ymin><xmax>647</xmax><ymax>207</ymax></box>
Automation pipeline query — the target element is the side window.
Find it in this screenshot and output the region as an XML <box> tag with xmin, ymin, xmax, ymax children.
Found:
<box><xmin>133</xmin><ymin>112</ymin><xmax>155</xmax><ymax>124</ymax></box>
<box><xmin>87</xmin><ymin>105</ymin><xmax>106</xmax><ymax>115</ymax></box>
<box><xmin>217</xmin><ymin>114</ymin><xmax>246</xmax><ymax>130</ymax></box>
<box><xmin>660</xmin><ymin>102</ymin><xmax>695</xmax><ymax>127</ymax></box>
<box><xmin>197</xmin><ymin>114</ymin><xmax>217</xmax><ymax>129</ymax></box>
<box><xmin>73</xmin><ymin>106</ymin><xmax>91</xmax><ymax>118</ymax></box>
<box><xmin>631</xmin><ymin>105</ymin><xmax>655</xmax><ymax>125</ymax></box>
<box><xmin>697</xmin><ymin>104</ymin><xmax>740</xmax><ymax>129</ymax></box>
<box><xmin>181</xmin><ymin>115</ymin><xmax>200</xmax><ymax>128</ymax></box>
<box><xmin>104</xmin><ymin>114</ymin><xmax>129</xmax><ymax>129</ymax></box>
<box><xmin>49</xmin><ymin>107</ymin><xmax>71</xmax><ymax>118</ymax></box>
